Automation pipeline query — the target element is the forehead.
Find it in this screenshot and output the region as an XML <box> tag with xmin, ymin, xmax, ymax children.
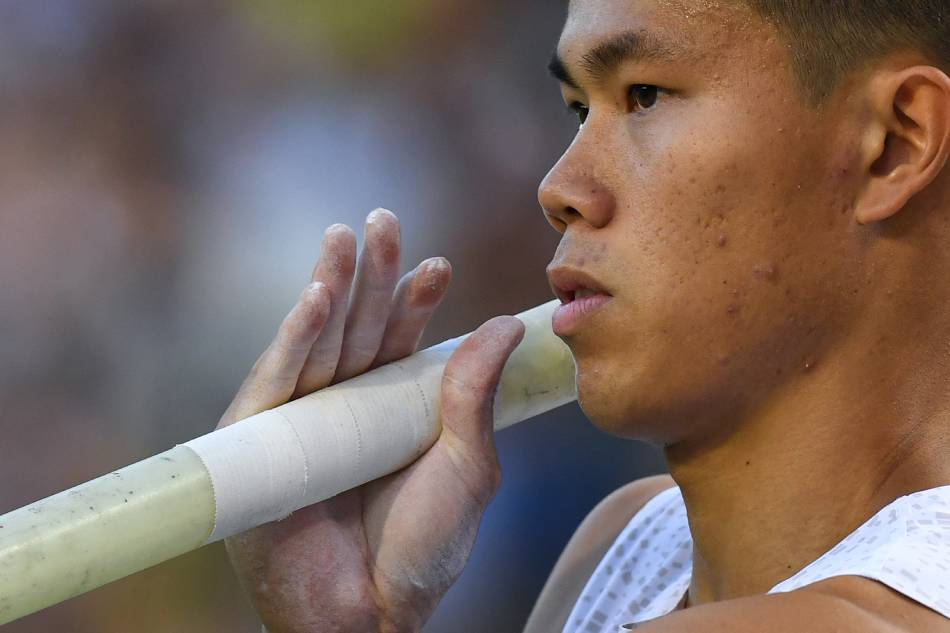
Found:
<box><xmin>559</xmin><ymin>0</ymin><xmax>763</xmax><ymax>65</ymax></box>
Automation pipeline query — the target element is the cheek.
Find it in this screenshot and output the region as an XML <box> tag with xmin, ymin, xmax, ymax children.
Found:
<box><xmin>621</xmin><ymin>108</ymin><xmax>836</xmax><ymax>313</ymax></box>
<box><xmin>594</xmin><ymin>117</ymin><xmax>853</xmax><ymax>410</ymax></box>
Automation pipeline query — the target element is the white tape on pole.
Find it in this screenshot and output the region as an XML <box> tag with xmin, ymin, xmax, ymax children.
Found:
<box><xmin>183</xmin><ymin>301</ymin><xmax>576</xmax><ymax>543</ymax></box>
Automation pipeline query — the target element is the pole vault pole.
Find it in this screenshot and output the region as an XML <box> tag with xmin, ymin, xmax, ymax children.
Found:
<box><xmin>0</xmin><ymin>300</ymin><xmax>577</xmax><ymax>625</ymax></box>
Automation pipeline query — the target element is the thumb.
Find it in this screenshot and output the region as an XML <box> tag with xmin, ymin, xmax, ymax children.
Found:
<box><xmin>438</xmin><ymin>315</ymin><xmax>525</xmax><ymax>498</ymax></box>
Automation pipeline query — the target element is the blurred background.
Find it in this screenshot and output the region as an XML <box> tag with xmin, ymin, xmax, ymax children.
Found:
<box><xmin>0</xmin><ymin>1</ymin><xmax>667</xmax><ymax>631</ymax></box>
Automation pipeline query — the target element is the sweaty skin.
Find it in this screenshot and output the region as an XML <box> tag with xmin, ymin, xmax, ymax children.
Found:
<box><xmin>222</xmin><ymin>0</ymin><xmax>950</xmax><ymax>631</ymax></box>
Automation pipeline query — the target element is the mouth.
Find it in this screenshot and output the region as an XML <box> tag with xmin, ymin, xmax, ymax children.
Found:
<box><xmin>547</xmin><ymin>266</ymin><xmax>614</xmax><ymax>335</ymax></box>
<box><xmin>547</xmin><ymin>266</ymin><xmax>613</xmax><ymax>303</ymax></box>
<box><xmin>559</xmin><ymin>287</ymin><xmax>610</xmax><ymax>303</ymax></box>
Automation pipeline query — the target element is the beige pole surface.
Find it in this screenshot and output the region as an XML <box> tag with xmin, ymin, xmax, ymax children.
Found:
<box><xmin>0</xmin><ymin>446</ymin><xmax>215</xmax><ymax>624</ymax></box>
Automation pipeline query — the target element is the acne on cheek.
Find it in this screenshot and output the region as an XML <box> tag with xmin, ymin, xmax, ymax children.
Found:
<box><xmin>752</xmin><ymin>264</ymin><xmax>779</xmax><ymax>283</ymax></box>
<box><xmin>699</xmin><ymin>213</ymin><xmax>729</xmax><ymax>248</ymax></box>
<box><xmin>719</xmin><ymin>259</ymin><xmax>785</xmax><ymax>322</ymax></box>
<box><xmin>726</xmin><ymin>299</ymin><xmax>741</xmax><ymax>318</ymax></box>
<box><xmin>685</xmin><ymin>164</ymin><xmax>735</xmax><ymax>248</ymax></box>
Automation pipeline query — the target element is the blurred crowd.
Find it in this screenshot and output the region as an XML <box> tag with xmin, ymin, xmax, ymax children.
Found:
<box><xmin>0</xmin><ymin>2</ymin><xmax>666</xmax><ymax>631</ymax></box>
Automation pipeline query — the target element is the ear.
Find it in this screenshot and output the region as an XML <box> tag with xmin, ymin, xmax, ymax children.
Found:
<box><xmin>854</xmin><ymin>66</ymin><xmax>950</xmax><ymax>225</ymax></box>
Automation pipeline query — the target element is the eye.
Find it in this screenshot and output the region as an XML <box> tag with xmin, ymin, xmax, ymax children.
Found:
<box><xmin>568</xmin><ymin>101</ymin><xmax>590</xmax><ymax>125</ymax></box>
<box><xmin>628</xmin><ymin>84</ymin><xmax>659</xmax><ymax>112</ymax></box>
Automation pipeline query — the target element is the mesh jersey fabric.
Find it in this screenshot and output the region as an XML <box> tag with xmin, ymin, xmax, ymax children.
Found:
<box><xmin>563</xmin><ymin>484</ymin><xmax>950</xmax><ymax>633</ymax></box>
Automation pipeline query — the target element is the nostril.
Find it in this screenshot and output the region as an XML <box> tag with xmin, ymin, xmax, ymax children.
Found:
<box><xmin>548</xmin><ymin>217</ymin><xmax>568</xmax><ymax>233</ymax></box>
<box><xmin>545</xmin><ymin>206</ymin><xmax>581</xmax><ymax>233</ymax></box>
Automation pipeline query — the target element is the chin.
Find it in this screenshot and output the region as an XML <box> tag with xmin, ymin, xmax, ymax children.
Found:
<box><xmin>576</xmin><ymin>395</ymin><xmax>635</xmax><ymax>438</ymax></box>
<box><xmin>573</xmin><ymin>350</ymin><xmax>706</xmax><ymax>445</ymax></box>
<box><xmin>574</xmin><ymin>358</ymin><xmax>657</xmax><ymax>441</ymax></box>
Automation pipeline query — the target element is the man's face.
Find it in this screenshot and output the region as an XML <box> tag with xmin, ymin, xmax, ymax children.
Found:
<box><xmin>541</xmin><ymin>0</ymin><xmax>869</xmax><ymax>445</ymax></box>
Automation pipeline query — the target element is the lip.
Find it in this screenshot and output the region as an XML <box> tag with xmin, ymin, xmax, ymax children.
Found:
<box><xmin>546</xmin><ymin>266</ymin><xmax>613</xmax><ymax>305</ymax></box>
<box><xmin>546</xmin><ymin>265</ymin><xmax>614</xmax><ymax>336</ymax></box>
<box><xmin>552</xmin><ymin>294</ymin><xmax>612</xmax><ymax>336</ymax></box>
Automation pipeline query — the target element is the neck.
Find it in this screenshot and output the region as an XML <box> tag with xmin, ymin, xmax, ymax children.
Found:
<box><xmin>666</xmin><ymin>299</ymin><xmax>950</xmax><ymax>605</ymax></box>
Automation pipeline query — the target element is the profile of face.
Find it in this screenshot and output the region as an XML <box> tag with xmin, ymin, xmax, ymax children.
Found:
<box><xmin>540</xmin><ymin>0</ymin><xmax>874</xmax><ymax>445</ymax></box>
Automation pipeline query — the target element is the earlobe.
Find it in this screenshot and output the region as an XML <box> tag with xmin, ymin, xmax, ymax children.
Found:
<box><xmin>853</xmin><ymin>66</ymin><xmax>950</xmax><ymax>225</ymax></box>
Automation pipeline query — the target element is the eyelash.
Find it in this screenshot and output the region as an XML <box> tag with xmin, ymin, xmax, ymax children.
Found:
<box><xmin>568</xmin><ymin>84</ymin><xmax>662</xmax><ymax>125</ymax></box>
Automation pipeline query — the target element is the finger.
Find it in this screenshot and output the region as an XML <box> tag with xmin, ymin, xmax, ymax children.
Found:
<box><xmin>333</xmin><ymin>208</ymin><xmax>402</xmax><ymax>383</ymax></box>
<box><xmin>293</xmin><ymin>224</ymin><xmax>358</xmax><ymax>397</ymax></box>
<box><xmin>371</xmin><ymin>257</ymin><xmax>452</xmax><ymax>368</ymax></box>
<box><xmin>437</xmin><ymin>316</ymin><xmax>526</xmax><ymax>502</ymax></box>
<box><xmin>219</xmin><ymin>282</ymin><xmax>331</xmax><ymax>428</ymax></box>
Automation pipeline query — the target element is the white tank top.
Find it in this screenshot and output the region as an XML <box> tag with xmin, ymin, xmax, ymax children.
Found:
<box><xmin>563</xmin><ymin>484</ymin><xmax>950</xmax><ymax>632</ymax></box>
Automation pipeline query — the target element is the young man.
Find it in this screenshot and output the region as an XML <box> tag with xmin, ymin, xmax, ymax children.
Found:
<box><xmin>218</xmin><ymin>1</ymin><xmax>950</xmax><ymax>631</ymax></box>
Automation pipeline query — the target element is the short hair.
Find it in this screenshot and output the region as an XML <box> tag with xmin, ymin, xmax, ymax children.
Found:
<box><xmin>742</xmin><ymin>0</ymin><xmax>950</xmax><ymax>101</ymax></box>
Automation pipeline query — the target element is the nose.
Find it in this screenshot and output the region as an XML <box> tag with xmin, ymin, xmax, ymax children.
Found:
<box><xmin>538</xmin><ymin>136</ymin><xmax>617</xmax><ymax>233</ymax></box>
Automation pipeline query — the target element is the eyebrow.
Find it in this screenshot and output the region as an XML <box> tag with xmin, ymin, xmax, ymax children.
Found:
<box><xmin>548</xmin><ymin>30</ymin><xmax>684</xmax><ymax>89</ymax></box>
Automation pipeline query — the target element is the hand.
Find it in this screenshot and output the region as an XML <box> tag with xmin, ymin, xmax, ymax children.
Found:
<box><xmin>218</xmin><ymin>209</ymin><xmax>525</xmax><ymax>633</ymax></box>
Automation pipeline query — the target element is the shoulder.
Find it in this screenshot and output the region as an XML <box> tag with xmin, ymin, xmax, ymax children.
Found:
<box><xmin>634</xmin><ymin>577</ymin><xmax>950</xmax><ymax>633</ymax></box>
<box><xmin>803</xmin><ymin>576</ymin><xmax>950</xmax><ymax>632</ymax></box>
<box><xmin>523</xmin><ymin>474</ymin><xmax>676</xmax><ymax>633</ymax></box>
